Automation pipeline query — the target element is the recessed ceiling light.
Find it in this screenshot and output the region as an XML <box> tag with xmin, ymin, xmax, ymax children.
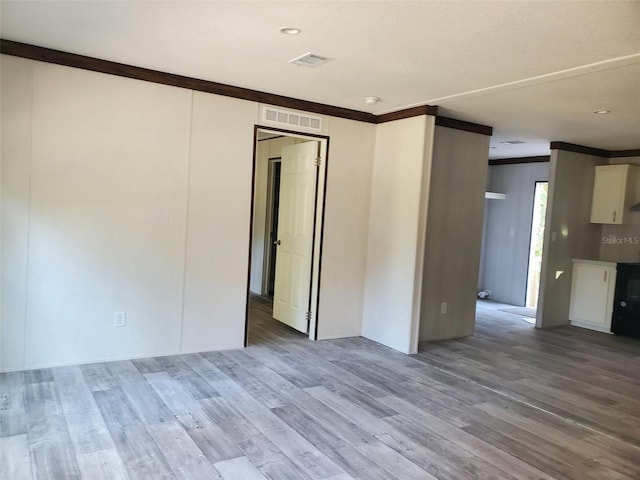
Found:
<box><xmin>364</xmin><ymin>96</ymin><xmax>381</xmax><ymax>105</ymax></box>
<box><xmin>280</xmin><ymin>27</ymin><xmax>301</xmax><ymax>35</ymax></box>
<box><xmin>593</xmin><ymin>110</ymin><xmax>610</xmax><ymax>114</ymax></box>
<box><xmin>500</xmin><ymin>140</ymin><xmax>526</xmax><ymax>145</ymax></box>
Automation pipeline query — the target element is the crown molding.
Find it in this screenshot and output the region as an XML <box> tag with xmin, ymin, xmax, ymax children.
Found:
<box><xmin>550</xmin><ymin>141</ymin><xmax>640</xmax><ymax>158</ymax></box>
<box><xmin>489</xmin><ymin>156</ymin><xmax>550</xmax><ymax>166</ymax></box>
<box><xmin>376</xmin><ymin>105</ymin><xmax>439</xmax><ymax>123</ymax></box>
<box><xmin>0</xmin><ymin>39</ymin><xmax>376</xmax><ymax>123</ymax></box>
<box><xmin>550</xmin><ymin>141</ymin><xmax>610</xmax><ymax>158</ymax></box>
<box><xmin>435</xmin><ymin>116</ymin><xmax>493</xmax><ymax>136</ymax></box>
<box><xmin>608</xmin><ymin>149</ymin><xmax>640</xmax><ymax>158</ymax></box>
<box><xmin>2</xmin><ymin>39</ymin><xmax>494</xmax><ymax>136</ymax></box>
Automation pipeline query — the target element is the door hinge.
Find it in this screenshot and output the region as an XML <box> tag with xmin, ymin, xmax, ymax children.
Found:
<box><xmin>305</xmin><ymin>311</ymin><xmax>313</xmax><ymax>321</ymax></box>
<box><xmin>314</xmin><ymin>157</ymin><xmax>322</xmax><ymax>167</ymax></box>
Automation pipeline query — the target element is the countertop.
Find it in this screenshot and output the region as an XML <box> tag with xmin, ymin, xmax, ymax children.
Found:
<box><xmin>572</xmin><ymin>258</ymin><xmax>617</xmax><ymax>268</ymax></box>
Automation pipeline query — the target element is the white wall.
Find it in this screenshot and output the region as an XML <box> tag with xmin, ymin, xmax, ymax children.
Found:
<box><xmin>362</xmin><ymin>116</ymin><xmax>434</xmax><ymax>354</ymax></box>
<box><xmin>1</xmin><ymin>56</ymin><xmax>33</xmax><ymax>371</ymax></box>
<box><xmin>0</xmin><ymin>55</ymin><xmax>373</xmax><ymax>370</ymax></box>
<box><xmin>181</xmin><ymin>92</ymin><xmax>258</xmax><ymax>354</ymax></box>
<box><xmin>5</xmin><ymin>60</ymin><xmax>196</xmax><ymax>369</ymax></box>
<box><xmin>318</xmin><ymin>117</ymin><xmax>375</xmax><ymax>339</ymax></box>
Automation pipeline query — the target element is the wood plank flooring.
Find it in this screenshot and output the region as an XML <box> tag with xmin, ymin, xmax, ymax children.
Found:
<box><xmin>2</xmin><ymin>298</ymin><xmax>639</xmax><ymax>479</ymax></box>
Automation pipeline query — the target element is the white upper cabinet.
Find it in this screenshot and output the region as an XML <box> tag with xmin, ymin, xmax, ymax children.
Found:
<box><xmin>590</xmin><ymin>164</ymin><xmax>638</xmax><ymax>224</ymax></box>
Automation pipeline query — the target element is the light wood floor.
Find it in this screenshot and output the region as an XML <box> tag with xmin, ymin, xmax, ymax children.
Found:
<box><xmin>2</xmin><ymin>298</ymin><xmax>640</xmax><ymax>479</ymax></box>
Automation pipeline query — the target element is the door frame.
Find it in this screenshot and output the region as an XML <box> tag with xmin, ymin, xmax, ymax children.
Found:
<box><xmin>524</xmin><ymin>180</ymin><xmax>548</xmax><ymax>309</ymax></box>
<box><xmin>245</xmin><ymin>125</ymin><xmax>330</xmax><ymax>346</ymax></box>
<box><xmin>261</xmin><ymin>157</ymin><xmax>282</xmax><ymax>296</ymax></box>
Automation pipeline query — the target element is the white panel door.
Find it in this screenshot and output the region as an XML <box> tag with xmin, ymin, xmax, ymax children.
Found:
<box><xmin>273</xmin><ymin>141</ymin><xmax>318</xmax><ymax>333</ymax></box>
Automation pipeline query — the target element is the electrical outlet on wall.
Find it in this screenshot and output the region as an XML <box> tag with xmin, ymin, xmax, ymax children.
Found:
<box><xmin>114</xmin><ymin>312</ymin><xmax>127</xmax><ymax>327</ymax></box>
<box><xmin>440</xmin><ymin>302</ymin><xmax>448</xmax><ymax>315</ymax></box>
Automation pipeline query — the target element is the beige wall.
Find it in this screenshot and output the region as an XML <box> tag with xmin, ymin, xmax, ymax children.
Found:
<box><xmin>537</xmin><ymin>149</ymin><xmax>607</xmax><ymax>328</ymax></box>
<box><xmin>600</xmin><ymin>156</ymin><xmax>640</xmax><ymax>263</ymax></box>
<box><xmin>0</xmin><ymin>55</ymin><xmax>373</xmax><ymax>370</ymax></box>
<box><xmin>1</xmin><ymin>56</ymin><xmax>33</xmax><ymax>370</ymax></box>
<box><xmin>180</xmin><ymin>92</ymin><xmax>258</xmax><ymax>354</ymax></box>
<box><xmin>419</xmin><ymin>126</ymin><xmax>490</xmax><ymax>341</ymax></box>
<box><xmin>362</xmin><ymin>115</ymin><xmax>434</xmax><ymax>354</ymax></box>
<box><xmin>4</xmin><ymin>59</ymin><xmax>195</xmax><ymax>369</ymax></box>
<box><xmin>318</xmin><ymin>117</ymin><xmax>375</xmax><ymax>339</ymax></box>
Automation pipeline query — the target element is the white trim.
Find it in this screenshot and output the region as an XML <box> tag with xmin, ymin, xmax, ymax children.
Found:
<box><xmin>485</xmin><ymin>192</ymin><xmax>506</xmax><ymax>200</ymax></box>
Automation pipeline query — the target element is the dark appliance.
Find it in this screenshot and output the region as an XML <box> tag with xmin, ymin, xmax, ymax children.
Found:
<box><xmin>612</xmin><ymin>263</ymin><xmax>640</xmax><ymax>338</ymax></box>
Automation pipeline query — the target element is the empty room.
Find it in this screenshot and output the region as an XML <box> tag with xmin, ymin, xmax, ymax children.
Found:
<box><xmin>1</xmin><ymin>1</ymin><xmax>640</xmax><ymax>479</ymax></box>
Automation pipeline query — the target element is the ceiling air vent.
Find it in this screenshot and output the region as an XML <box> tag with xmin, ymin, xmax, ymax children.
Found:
<box><xmin>261</xmin><ymin>106</ymin><xmax>323</xmax><ymax>133</ymax></box>
<box><xmin>290</xmin><ymin>52</ymin><xmax>333</xmax><ymax>68</ymax></box>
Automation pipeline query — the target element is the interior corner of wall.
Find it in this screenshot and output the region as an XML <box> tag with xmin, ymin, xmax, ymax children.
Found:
<box><xmin>322</xmin><ymin>115</ymin><xmax>330</xmax><ymax>135</ymax></box>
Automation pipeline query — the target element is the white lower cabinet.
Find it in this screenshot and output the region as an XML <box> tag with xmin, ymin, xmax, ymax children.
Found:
<box><xmin>569</xmin><ymin>260</ymin><xmax>616</xmax><ymax>333</ymax></box>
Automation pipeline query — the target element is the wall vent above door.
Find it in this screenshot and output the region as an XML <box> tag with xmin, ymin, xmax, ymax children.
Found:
<box><xmin>261</xmin><ymin>106</ymin><xmax>323</xmax><ymax>133</ymax></box>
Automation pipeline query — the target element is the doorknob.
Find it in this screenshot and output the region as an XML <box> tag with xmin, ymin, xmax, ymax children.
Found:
<box><xmin>274</xmin><ymin>240</ymin><xmax>281</xmax><ymax>246</ymax></box>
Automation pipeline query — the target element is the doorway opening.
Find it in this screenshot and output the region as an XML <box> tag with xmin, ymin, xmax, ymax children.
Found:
<box><xmin>525</xmin><ymin>181</ymin><xmax>548</xmax><ymax>310</ymax></box>
<box><xmin>477</xmin><ymin>164</ymin><xmax>550</xmax><ymax>327</ymax></box>
<box><xmin>245</xmin><ymin>126</ymin><xmax>329</xmax><ymax>346</ymax></box>
<box><xmin>263</xmin><ymin>158</ymin><xmax>281</xmax><ymax>298</ymax></box>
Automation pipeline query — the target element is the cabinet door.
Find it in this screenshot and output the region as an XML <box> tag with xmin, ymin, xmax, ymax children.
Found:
<box><xmin>590</xmin><ymin>166</ymin><xmax>626</xmax><ymax>224</ymax></box>
<box><xmin>569</xmin><ymin>264</ymin><xmax>613</xmax><ymax>328</ymax></box>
